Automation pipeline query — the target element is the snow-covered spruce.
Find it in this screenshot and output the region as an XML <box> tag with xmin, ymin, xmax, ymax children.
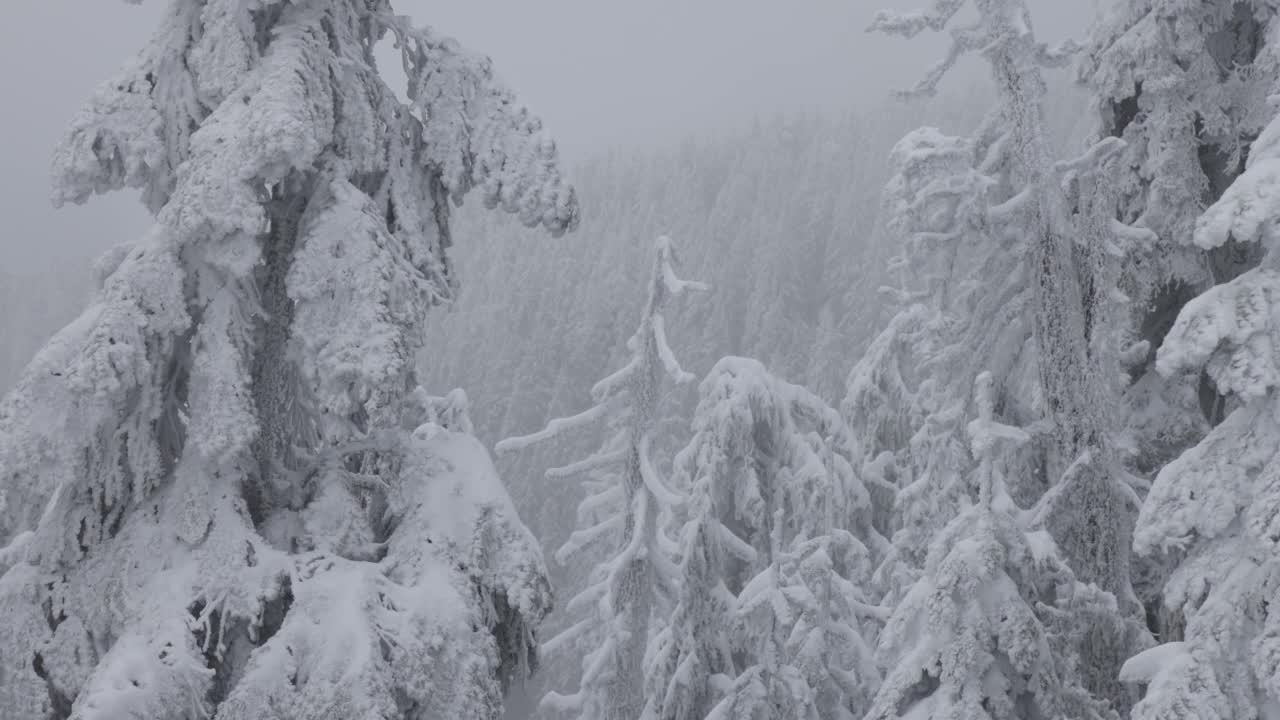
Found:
<box><xmin>870</xmin><ymin>1</ymin><xmax>1153</xmax><ymax>709</ymax></box>
<box><xmin>1122</xmin><ymin>116</ymin><xmax>1280</xmax><ymax>714</ymax></box>
<box><xmin>642</xmin><ymin>357</ymin><xmax>886</xmax><ymax>720</ymax></box>
<box><xmin>494</xmin><ymin>236</ymin><xmax>706</xmax><ymax>720</ymax></box>
<box><xmin>0</xmin><ymin>2</ymin><xmax>576</xmax><ymax>718</ymax></box>
<box><xmin>1074</xmin><ymin>0</ymin><xmax>1280</xmax><ymax>514</ymax></box>
<box><xmin>867</xmin><ymin>374</ymin><xmax>1117</xmax><ymax>720</ymax></box>
<box><xmin>1080</xmin><ymin>0</ymin><xmax>1280</xmax><ymax>684</ymax></box>
<box><xmin>843</xmin><ymin>123</ymin><xmax>1040</xmax><ymax>604</ymax></box>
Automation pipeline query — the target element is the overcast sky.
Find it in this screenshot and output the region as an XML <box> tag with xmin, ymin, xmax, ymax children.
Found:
<box><xmin>0</xmin><ymin>0</ymin><xmax>1093</xmax><ymax>269</ymax></box>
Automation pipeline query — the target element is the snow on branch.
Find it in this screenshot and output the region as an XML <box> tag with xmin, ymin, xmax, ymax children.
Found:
<box><xmin>870</xmin><ymin>0</ymin><xmax>1080</xmax><ymax>100</ymax></box>
<box><xmin>547</xmin><ymin>447</ymin><xmax>629</xmax><ymax>480</ymax></box>
<box><xmin>638</xmin><ymin>433</ymin><xmax>684</xmax><ymax>507</ymax></box>
<box><xmin>554</xmin><ymin>514</ymin><xmax>625</xmax><ymax>566</ymax></box>
<box><xmin>1196</xmin><ymin>107</ymin><xmax>1280</xmax><ymax>249</ymax></box>
<box><xmin>590</xmin><ymin>357</ymin><xmax>639</xmax><ymax>401</ymax></box>
<box><xmin>986</xmin><ymin>187</ymin><xmax>1035</xmax><ymax>224</ymax></box>
<box><xmin>893</xmin><ymin>24</ymin><xmax>986</xmax><ymax>99</ymax></box>
<box><xmin>866</xmin><ymin>0</ymin><xmax>967</xmax><ymax>39</ymax></box>
<box><xmin>381</xmin><ymin>15</ymin><xmax>579</xmax><ymax>236</ymax></box>
<box><xmin>494</xmin><ymin>400</ymin><xmax>612</xmax><ymax>455</ymax></box>
<box><xmin>574</xmin><ymin>481</ymin><xmax>624</xmax><ymax>519</ymax></box>
<box><xmin>967</xmin><ymin>371</ymin><xmax>1031</xmax><ymax>459</ymax></box>
<box><xmin>1053</xmin><ymin>137</ymin><xmax>1126</xmax><ymax>175</ymax></box>
<box><xmin>1119</xmin><ymin>641</ymin><xmax>1188</xmax><ymax>684</ymax></box>
<box><xmin>656</xmin><ymin>235</ymin><xmax>711</xmax><ymax>296</ymax></box>
<box><xmin>1155</xmin><ymin>269</ymin><xmax>1280</xmax><ymax>399</ymax></box>
<box><xmin>652</xmin><ymin>314</ymin><xmax>694</xmax><ymax>384</ymax></box>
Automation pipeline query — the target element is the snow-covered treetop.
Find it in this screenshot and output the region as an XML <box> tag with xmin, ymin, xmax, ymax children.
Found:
<box><xmin>6</xmin><ymin>0</ymin><xmax>580</xmax><ymax>541</ymax></box>
<box><xmin>868</xmin><ymin>0</ymin><xmax>1079</xmax><ymax>101</ymax></box>
<box><xmin>52</xmin><ymin>0</ymin><xmax>578</xmax><ymax>237</ymax></box>
<box><xmin>679</xmin><ymin>356</ymin><xmax>878</xmax><ymax>559</ymax></box>
<box><xmin>968</xmin><ymin>371</ymin><xmax>1031</xmax><ymax>482</ymax></box>
<box><xmin>496</xmin><ymin>235</ymin><xmax>707</xmax><ymax>456</ymax></box>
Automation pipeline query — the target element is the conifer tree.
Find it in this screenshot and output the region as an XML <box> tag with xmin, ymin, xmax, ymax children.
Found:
<box><xmin>643</xmin><ymin>357</ymin><xmax>885</xmax><ymax>720</ymax></box>
<box><xmin>1117</xmin><ymin>39</ymin><xmax>1280</xmax><ymax>714</ymax></box>
<box><xmin>869</xmin><ymin>1</ymin><xmax>1151</xmax><ymax>708</ymax></box>
<box><xmin>844</xmin><ymin>125</ymin><xmax>1034</xmax><ymax>601</ymax></box>
<box><xmin>0</xmin><ymin>2</ymin><xmax>575</xmax><ymax>717</ymax></box>
<box><xmin>1080</xmin><ymin>0</ymin><xmax>1280</xmax><ymax>647</ymax></box>
<box><xmin>496</xmin><ymin>236</ymin><xmax>705</xmax><ymax>720</ymax></box>
<box><xmin>868</xmin><ymin>373</ymin><xmax>1116</xmax><ymax>720</ymax></box>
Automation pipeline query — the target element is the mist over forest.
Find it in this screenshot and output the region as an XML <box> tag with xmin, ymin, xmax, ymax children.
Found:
<box><xmin>1</xmin><ymin>1</ymin><xmax>1277</xmax><ymax>719</ymax></box>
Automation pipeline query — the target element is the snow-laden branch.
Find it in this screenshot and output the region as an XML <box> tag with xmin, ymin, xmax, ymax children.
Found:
<box><xmin>575</xmin><ymin>484</ymin><xmax>624</xmax><ymax>523</ymax></box>
<box><xmin>638</xmin><ymin>433</ymin><xmax>684</xmax><ymax>508</ymax></box>
<box><xmin>589</xmin><ymin>357</ymin><xmax>639</xmax><ymax>401</ymax></box>
<box><xmin>895</xmin><ymin>23</ymin><xmax>986</xmax><ymax>99</ymax></box>
<box><xmin>547</xmin><ymin>447</ymin><xmax>629</xmax><ymax>479</ymax></box>
<box><xmin>554</xmin><ymin>513</ymin><xmax>624</xmax><ymax>566</ymax></box>
<box><xmin>656</xmin><ymin>236</ymin><xmax>711</xmax><ymax>296</ymax></box>
<box><xmin>967</xmin><ymin>371</ymin><xmax>1031</xmax><ymax>458</ymax></box>
<box><xmin>866</xmin><ymin>0</ymin><xmax>967</xmax><ymax>38</ymax></box>
<box><xmin>378</xmin><ymin>14</ymin><xmax>579</xmax><ymax>236</ymax></box>
<box><xmin>987</xmin><ymin>187</ymin><xmax>1035</xmax><ymax>224</ymax></box>
<box><xmin>716</xmin><ymin>523</ymin><xmax>759</xmax><ymax>565</ymax></box>
<box><xmin>1053</xmin><ymin>137</ymin><xmax>1126</xmax><ymax>175</ymax></box>
<box><xmin>652</xmin><ymin>313</ymin><xmax>694</xmax><ymax>384</ymax></box>
<box><xmin>495</xmin><ymin>400</ymin><xmax>612</xmax><ymax>455</ymax></box>
<box><xmin>542</xmin><ymin>617</ymin><xmax>594</xmax><ymax>660</ymax></box>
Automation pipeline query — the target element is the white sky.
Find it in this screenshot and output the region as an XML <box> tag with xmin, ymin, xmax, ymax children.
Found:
<box><xmin>0</xmin><ymin>0</ymin><xmax>1093</xmax><ymax>268</ymax></box>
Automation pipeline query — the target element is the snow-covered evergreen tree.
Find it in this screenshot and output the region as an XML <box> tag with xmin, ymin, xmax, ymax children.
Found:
<box><xmin>868</xmin><ymin>373</ymin><xmax>1116</xmax><ymax>720</ymax></box>
<box><xmin>643</xmin><ymin>357</ymin><xmax>885</xmax><ymax>720</ymax></box>
<box><xmin>870</xmin><ymin>1</ymin><xmax>1151</xmax><ymax>708</ymax></box>
<box><xmin>844</xmin><ymin>124</ymin><xmax>1038</xmax><ymax>603</ymax></box>
<box><xmin>495</xmin><ymin>236</ymin><xmax>705</xmax><ymax>720</ymax></box>
<box><xmin>1119</xmin><ymin>70</ymin><xmax>1280</xmax><ymax>718</ymax></box>
<box><xmin>0</xmin><ymin>2</ymin><xmax>575</xmax><ymax>717</ymax></box>
<box><xmin>1080</xmin><ymin>0</ymin><xmax>1280</xmax><ymax>646</ymax></box>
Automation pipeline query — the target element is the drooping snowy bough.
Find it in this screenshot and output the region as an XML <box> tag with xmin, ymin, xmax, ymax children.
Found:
<box><xmin>1122</xmin><ymin>104</ymin><xmax>1280</xmax><ymax>717</ymax></box>
<box><xmin>495</xmin><ymin>236</ymin><xmax>706</xmax><ymax>720</ymax></box>
<box><xmin>0</xmin><ymin>2</ymin><xmax>576</xmax><ymax>718</ymax></box>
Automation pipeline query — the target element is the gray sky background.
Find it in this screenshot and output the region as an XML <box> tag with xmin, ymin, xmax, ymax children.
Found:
<box><xmin>0</xmin><ymin>0</ymin><xmax>1093</xmax><ymax>269</ymax></box>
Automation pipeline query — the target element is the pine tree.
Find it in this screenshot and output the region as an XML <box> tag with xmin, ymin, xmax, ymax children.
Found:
<box><xmin>495</xmin><ymin>236</ymin><xmax>706</xmax><ymax>720</ymax></box>
<box><xmin>0</xmin><ymin>2</ymin><xmax>576</xmax><ymax>717</ymax></box>
<box><xmin>643</xmin><ymin>357</ymin><xmax>885</xmax><ymax>720</ymax></box>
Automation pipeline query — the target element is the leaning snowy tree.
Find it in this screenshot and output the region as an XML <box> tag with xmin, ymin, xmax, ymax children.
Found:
<box><xmin>494</xmin><ymin>236</ymin><xmax>706</xmax><ymax>720</ymax></box>
<box><xmin>643</xmin><ymin>357</ymin><xmax>886</xmax><ymax>720</ymax></box>
<box><xmin>0</xmin><ymin>2</ymin><xmax>577</xmax><ymax>718</ymax></box>
<box><xmin>870</xmin><ymin>0</ymin><xmax>1151</xmax><ymax>710</ymax></box>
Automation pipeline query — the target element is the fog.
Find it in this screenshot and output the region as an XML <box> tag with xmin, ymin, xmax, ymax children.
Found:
<box><xmin>0</xmin><ymin>0</ymin><xmax>1090</xmax><ymax>268</ymax></box>
<box><xmin>0</xmin><ymin>4</ymin><xmax>1185</xmax><ymax>717</ymax></box>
